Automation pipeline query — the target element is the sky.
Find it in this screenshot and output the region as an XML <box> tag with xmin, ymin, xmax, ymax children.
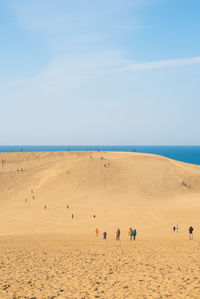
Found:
<box><xmin>0</xmin><ymin>0</ymin><xmax>200</xmax><ymax>145</ymax></box>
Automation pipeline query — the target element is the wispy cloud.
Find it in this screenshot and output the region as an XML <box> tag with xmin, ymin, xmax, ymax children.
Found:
<box><xmin>124</xmin><ymin>56</ymin><xmax>200</xmax><ymax>71</ymax></box>
<box><xmin>1</xmin><ymin>54</ymin><xmax>200</xmax><ymax>96</ymax></box>
<box><xmin>0</xmin><ymin>51</ymin><xmax>129</xmax><ymax>95</ymax></box>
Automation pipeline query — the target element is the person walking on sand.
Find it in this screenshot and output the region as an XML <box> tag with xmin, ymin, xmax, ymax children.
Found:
<box><xmin>173</xmin><ymin>226</ymin><xmax>176</xmax><ymax>232</ymax></box>
<box><xmin>95</xmin><ymin>228</ymin><xmax>99</xmax><ymax>237</ymax></box>
<box><xmin>189</xmin><ymin>226</ymin><xmax>194</xmax><ymax>240</ymax></box>
<box><xmin>103</xmin><ymin>231</ymin><xmax>107</xmax><ymax>240</ymax></box>
<box><xmin>116</xmin><ymin>228</ymin><xmax>120</xmax><ymax>241</ymax></box>
<box><xmin>72</xmin><ymin>214</ymin><xmax>74</xmax><ymax>219</ymax></box>
<box><xmin>129</xmin><ymin>227</ymin><xmax>133</xmax><ymax>241</ymax></box>
<box><xmin>133</xmin><ymin>229</ymin><xmax>137</xmax><ymax>240</ymax></box>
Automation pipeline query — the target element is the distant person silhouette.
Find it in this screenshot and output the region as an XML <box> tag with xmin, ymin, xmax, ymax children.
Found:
<box><xmin>95</xmin><ymin>228</ymin><xmax>99</xmax><ymax>236</ymax></box>
<box><xmin>116</xmin><ymin>228</ymin><xmax>120</xmax><ymax>241</ymax></box>
<box><xmin>133</xmin><ymin>229</ymin><xmax>137</xmax><ymax>240</ymax></box>
<box><xmin>72</xmin><ymin>214</ymin><xmax>74</xmax><ymax>219</ymax></box>
<box><xmin>129</xmin><ymin>227</ymin><xmax>133</xmax><ymax>241</ymax></box>
<box><xmin>189</xmin><ymin>226</ymin><xmax>194</xmax><ymax>240</ymax></box>
<box><xmin>103</xmin><ymin>231</ymin><xmax>107</xmax><ymax>240</ymax></box>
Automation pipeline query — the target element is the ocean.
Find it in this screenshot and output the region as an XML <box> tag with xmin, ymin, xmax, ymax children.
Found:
<box><xmin>0</xmin><ymin>145</ymin><xmax>200</xmax><ymax>165</ymax></box>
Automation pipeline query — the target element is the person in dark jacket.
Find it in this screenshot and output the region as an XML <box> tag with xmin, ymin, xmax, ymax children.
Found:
<box><xmin>103</xmin><ymin>231</ymin><xmax>107</xmax><ymax>240</ymax></box>
<box><xmin>189</xmin><ymin>226</ymin><xmax>194</xmax><ymax>240</ymax></box>
<box><xmin>116</xmin><ymin>228</ymin><xmax>120</xmax><ymax>241</ymax></box>
<box><xmin>133</xmin><ymin>229</ymin><xmax>137</xmax><ymax>240</ymax></box>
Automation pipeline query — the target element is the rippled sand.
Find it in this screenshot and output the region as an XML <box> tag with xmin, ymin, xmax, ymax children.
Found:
<box><xmin>0</xmin><ymin>236</ymin><xmax>200</xmax><ymax>298</ymax></box>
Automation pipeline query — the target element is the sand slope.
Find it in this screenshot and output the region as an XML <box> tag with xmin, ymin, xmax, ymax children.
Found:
<box><xmin>1</xmin><ymin>151</ymin><xmax>200</xmax><ymax>298</ymax></box>
<box><xmin>1</xmin><ymin>236</ymin><xmax>200</xmax><ymax>299</ymax></box>
<box><xmin>0</xmin><ymin>151</ymin><xmax>200</xmax><ymax>237</ymax></box>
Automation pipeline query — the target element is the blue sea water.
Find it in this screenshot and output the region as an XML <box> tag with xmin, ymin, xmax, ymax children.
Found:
<box><xmin>0</xmin><ymin>145</ymin><xmax>200</xmax><ymax>165</ymax></box>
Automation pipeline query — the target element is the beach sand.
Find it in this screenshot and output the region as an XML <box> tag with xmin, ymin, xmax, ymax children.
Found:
<box><xmin>0</xmin><ymin>151</ymin><xmax>200</xmax><ymax>298</ymax></box>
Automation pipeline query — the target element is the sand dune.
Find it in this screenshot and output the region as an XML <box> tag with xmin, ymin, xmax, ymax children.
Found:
<box><xmin>1</xmin><ymin>151</ymin><xmax>200</xmax><ymax>237</ymax></box>
<box><xmin>1</xmin><ymin>151</ymin><xmax>200</xmax><ymax>298</ymax></box>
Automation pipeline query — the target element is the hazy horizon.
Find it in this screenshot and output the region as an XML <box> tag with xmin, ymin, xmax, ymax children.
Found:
<box><xmin>1</xmin><ymin>144</ymin><xmax>200</xmax><ymax>147</ymax></box>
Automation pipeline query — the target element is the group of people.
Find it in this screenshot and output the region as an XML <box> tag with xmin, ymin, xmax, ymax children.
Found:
<box><xmin>24</xmin><ymin>190</ymin><xmax>37</xmax><ymax>203</ymax></box>
<box><xmin>173</xmin><ymin>225</ymin><xmax>194</xmax><ymax>240</ymax></box>
<box><xmin>181</xmin><ymin>180</ymin><xmax>188</xmax><ymax>187</ymax></box>
<box><xmin>99</xmin><ymin>156</ymin><xmax>111</xmax><ymax>167</ymax></box>
<box><xmin>95</xmin><ymin>227</ymin><xmax>137</xmax><ymax>241</ymax></box>
<box><xmin>96</xmin><ymin>225</ymin><xmax>195</xmax><ymax>241</ymax></box>
<box><xmin>129</xmin><ymin>227</ymin><xmax>137</xmax><ymax>240</ymax></box>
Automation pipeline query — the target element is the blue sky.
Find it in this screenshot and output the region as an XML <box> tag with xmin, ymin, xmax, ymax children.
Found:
<box><xmin>0</xmin><ymin>0</ymin><xmax>200</xmax><ymax>145</ymax></box>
